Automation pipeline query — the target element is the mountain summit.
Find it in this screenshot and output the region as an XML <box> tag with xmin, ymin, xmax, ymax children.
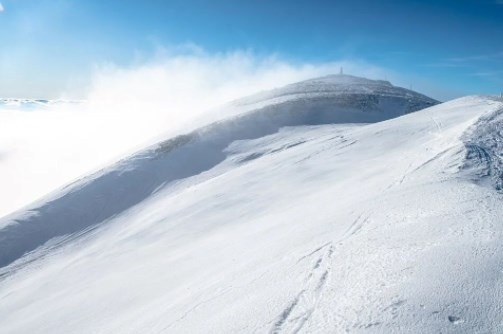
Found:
<box><xmin>231</xmin><ymin>74</ymin><xmax>438</xmax><ymax>124</ymax></box>
<box><xmin>240</xmin><ymin>74</ymin><xmax>417</xmax><ymax>101</ymax></box>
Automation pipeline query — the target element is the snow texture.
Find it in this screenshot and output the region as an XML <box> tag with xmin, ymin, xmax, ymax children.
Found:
<box><xmin>0</xmin><ymin>75</ymin><xmax>436</xmax><ymax>219</ymax></box>
<box><xmin>0</xmin><ymin>75</ymin><xmax>437</xmax><ymax>267</ymax></box>
<box><xmin>1</xmin><ymin>77</ymin><xmax>502</xmax><ymax>333</ymax></box>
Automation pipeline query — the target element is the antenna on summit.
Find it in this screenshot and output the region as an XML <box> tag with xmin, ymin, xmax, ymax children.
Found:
<box><xmin>339</xmin><ymin>67</ymin><xmax>344</xmax><ymax>75</ymax></box>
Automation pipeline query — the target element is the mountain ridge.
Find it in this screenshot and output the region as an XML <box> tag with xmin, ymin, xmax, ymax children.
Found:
<box><xmin>1</xmin><ymin>96</ymin><xmax>503</xmax><ymax>332</ymax></box>
<box><xmin>3</xmin><ymin>79</ymin><xmax>503</xmax><ymax>333</ymax></box>
<box><xmin>0</xmin><ymin>75</ymin><xmax>439</xmax><ymax>270</ymax></box>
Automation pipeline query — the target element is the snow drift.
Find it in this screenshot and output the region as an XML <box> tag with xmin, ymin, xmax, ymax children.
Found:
<box><xmin>1</xmin><ymin>76</ymin><xmax>502</xmax><ymax>333</ymax></box>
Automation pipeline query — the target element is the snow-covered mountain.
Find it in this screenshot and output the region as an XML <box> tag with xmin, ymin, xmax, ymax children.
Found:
<box><xmin>0</xmin><ymin>75</ymin><xmax>436</xmax><ymax>219</ymax></box>
<box><xmin>1</xmin><ymin>76</ymin><xmax>503</xmax><ymax>333</ymax></box>
<box><xmin>0</xmin><ymin>75</ymin><xmax>438</xmax><ymax>268</ymax></box>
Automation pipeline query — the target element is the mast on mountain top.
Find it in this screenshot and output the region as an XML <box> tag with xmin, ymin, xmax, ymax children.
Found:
<box><xmin>339</xmin><ymin>67</ymin><xmax>343</xmax><ymax>75</ymax></box>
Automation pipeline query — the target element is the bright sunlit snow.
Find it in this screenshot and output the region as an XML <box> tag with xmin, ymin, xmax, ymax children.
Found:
<box><xmin>1</xmin><ymin>74</ymin><xmax>503</xmax><ymax>333</ymax></box>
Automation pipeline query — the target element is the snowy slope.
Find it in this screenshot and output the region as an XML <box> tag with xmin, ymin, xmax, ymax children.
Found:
<box><xmin>0</xmin><ymin>76</ymin><xmax>437</xmax><ymax>268</ymax></box>
<box><xmin>1</xmin><ymin>86</ymin><xmax>502</xmax><ymax>332</ymax></box>
<box><xmin>0</xmin><ymin>75</ymin><xmax>436</xmax><ymax>219</ymax></box>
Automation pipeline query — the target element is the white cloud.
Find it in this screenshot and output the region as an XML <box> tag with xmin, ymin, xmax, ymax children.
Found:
<box><xmin>0</xmin><ymin>3</ymin><xmax>4</xmax><ymax>12</ymax></box>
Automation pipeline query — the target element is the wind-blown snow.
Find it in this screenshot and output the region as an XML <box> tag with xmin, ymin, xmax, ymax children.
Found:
<box><xmin>0</xmin><ymin>99</ymin><xmax>154</xmax><ymax>219</ymax></box>
<box><xmin>0</xmin><ymin>76</ymin><xmax>437</xmax><ymax>268</ymax></box>
<box><xmin>0</xmin><ymin>76</ymin><xmax>435</xmax><ymax>219</ymax></box>
<box><xmin>1</xmin><ymin>80</ymin><xmax>502</xmax><ymax>332</ymax></box>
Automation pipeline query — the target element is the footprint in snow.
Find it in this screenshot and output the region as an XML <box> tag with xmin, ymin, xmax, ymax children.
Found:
<box><xmin>448</xmin><ymin>315</ymin><xmax>464</xmax><ymax>325</ymax></box>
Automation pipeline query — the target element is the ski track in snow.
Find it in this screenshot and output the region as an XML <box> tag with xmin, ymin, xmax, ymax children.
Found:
<box><xmin>270</xmin><ymin>212</ymin><xmax>371</xmax><ymax>334</ymax></box>
<box><xmin>270</xmin><ymin>243</ymin><xmax>334</xmax><ymax>334</ymax></box>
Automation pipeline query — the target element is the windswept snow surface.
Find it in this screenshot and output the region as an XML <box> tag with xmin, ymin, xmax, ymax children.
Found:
<box><xmin>0</xmin><ymin>76</ymin><xmax>437</xmax><ymax>268</ymax></box>
<box><xmin>0</xmin><ymin>76</ymin><xmax>436</xmax><ymax>219</ymax></box>
<box><xmin>1</xmin><ymin>95</ymin><xmax>503</xmax><ymax>333</ymax></box>
<box><xmin>0</xmin><ymin>75</ymin><xmax>435</xmax><ymax>218</ymax></box>
<box><xmin>0</xmin><ymin>90</ymin><xmax>503</xmax><ymax>333</ymax></box>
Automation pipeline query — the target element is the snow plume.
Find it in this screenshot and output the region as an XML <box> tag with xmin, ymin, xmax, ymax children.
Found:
<box><xmin>82</xmin><ymin>49</ymin><xmax>389</xmax><ymax>137</ymax></box>
<box><xmin>0</xmin><ymin>47</ymin><xmax>388</xmax><ymax>217</ymax></box>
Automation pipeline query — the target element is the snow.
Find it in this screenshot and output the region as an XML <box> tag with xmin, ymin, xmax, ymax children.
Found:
<box><xmin>224</xmin><ymin>74</ymin><xmax>437</xmax><ymax>119</ymax></box>
<box><xmin>0</xmin><ymin>76</ymin><xmax>437</xmax><ymax>267</ymax></box>
<box><xmin>0</xmin><ymin>75</ymin><xmax>436</xmax><ymax>219</ymax></box>
<box><xmin>1</xmin><ymin>79</ymin><xmax>503</xmax><ymax>332</ymax></box>
<box><xmin>235</xmin><ymin>74</ymin><xmax>427</xmax><ymax>105</ymax></box>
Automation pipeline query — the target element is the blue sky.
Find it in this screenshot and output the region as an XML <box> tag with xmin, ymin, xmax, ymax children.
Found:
<box><xmin>0</xmin><ymin>0</ymin><xmax>502</xmax><ymax>100</ymax></box>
